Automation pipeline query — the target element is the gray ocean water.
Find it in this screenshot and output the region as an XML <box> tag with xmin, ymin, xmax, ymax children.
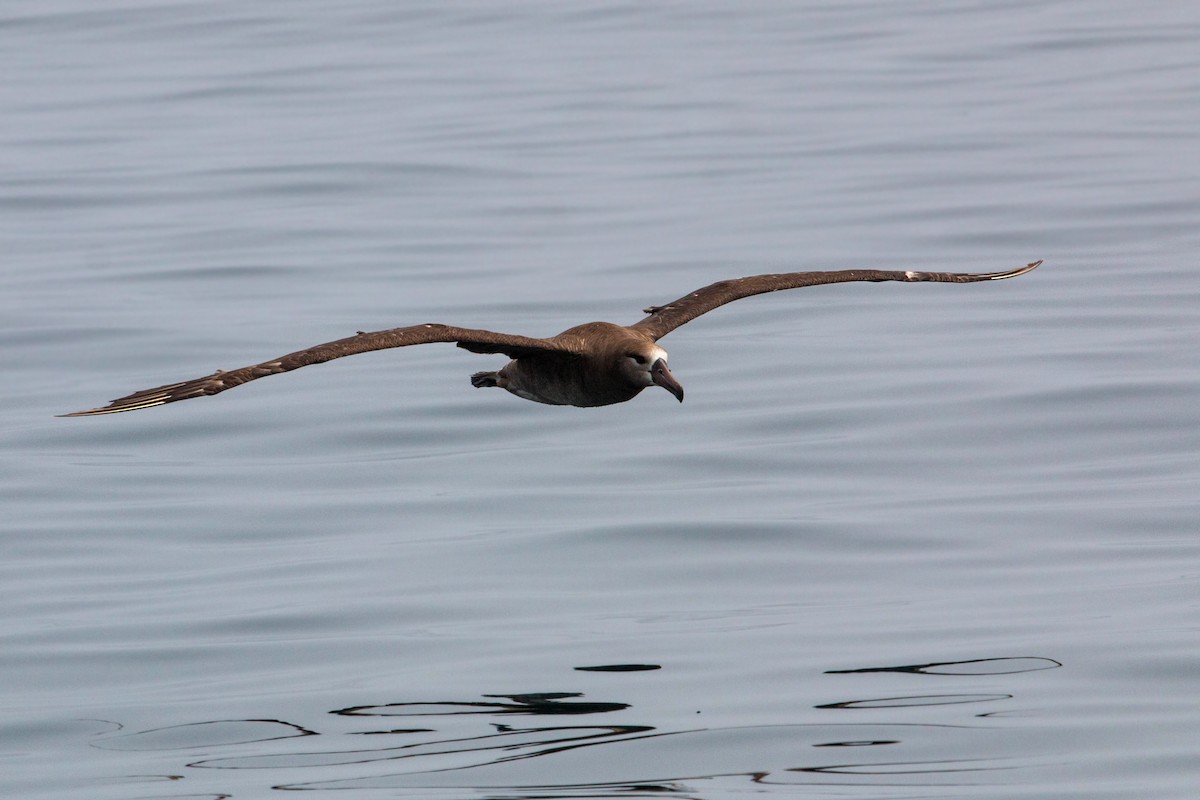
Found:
<box><xmin>3</xmin><ymin>2</ymin><xmax>1198</xmax><ymax>798</ymax></box>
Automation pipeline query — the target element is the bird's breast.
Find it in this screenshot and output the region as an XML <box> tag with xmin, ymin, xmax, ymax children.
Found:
<box><xmin>498</xmin><ymin>354</ymin><xmax>642</xmax><ymax>407</ymax></box>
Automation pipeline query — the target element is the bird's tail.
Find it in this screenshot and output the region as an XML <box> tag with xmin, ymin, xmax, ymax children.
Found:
<box><xmin>471</xmin><ymin>371</ymin><xmax>499</xmax><ymax>388</ymax></box>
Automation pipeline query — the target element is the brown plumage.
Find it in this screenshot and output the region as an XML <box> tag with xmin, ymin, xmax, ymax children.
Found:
<box><xmin>62</xmin><ymin>260</ymin><xmax>1040</xmax><ymax>416</ymax></box>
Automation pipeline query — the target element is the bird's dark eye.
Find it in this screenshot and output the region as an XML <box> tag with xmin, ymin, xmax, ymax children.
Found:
<box><xmin>629</xmin><ymin>354</ymin><xmax>647</xmax><ymax>365</ymax></box>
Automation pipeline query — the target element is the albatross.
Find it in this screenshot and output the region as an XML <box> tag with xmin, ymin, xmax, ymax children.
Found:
<box><xmin>63</xmin><ymin>260</ymin><xmax>1040</xmax><ymax>416</ymax></box>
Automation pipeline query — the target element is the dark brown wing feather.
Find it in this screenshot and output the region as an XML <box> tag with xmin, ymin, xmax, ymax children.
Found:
<box><xmin>61</xmin><ymin>324</ymin><xmax>573</xmax><ymax>416</ymax></box>
<box><xmin>630</xmin><ymin>260</ymin><xmax>1041</xmax><ymax>341</ymax></box>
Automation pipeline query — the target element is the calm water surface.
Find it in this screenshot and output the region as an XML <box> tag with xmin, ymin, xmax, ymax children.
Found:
<box><xmin>2</xmin><ymin>2</ymin><xmax>1198</xmax><ymax>798</ymax></box>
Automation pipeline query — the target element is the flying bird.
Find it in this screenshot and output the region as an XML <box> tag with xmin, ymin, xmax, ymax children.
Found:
<box><xmin>62</xmin><ymin>260</ymin><xmax>1040</xmax><ymax>416</ymax></box>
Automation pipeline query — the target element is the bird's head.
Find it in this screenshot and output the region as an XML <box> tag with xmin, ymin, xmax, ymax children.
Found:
<box><xmin>619</xmin><ymin>343</ymin><xmax>684</xmax><ymax>403</ymax></box>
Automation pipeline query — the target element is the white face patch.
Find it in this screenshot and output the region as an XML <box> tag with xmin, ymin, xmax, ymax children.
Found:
<box><xmin>631</xmin><ymin>345</ymin><xmax>670</xmax><ymax>386</ymax></box>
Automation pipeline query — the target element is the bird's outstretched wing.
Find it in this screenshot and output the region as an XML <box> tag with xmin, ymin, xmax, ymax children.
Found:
<box><xmin>61</xmin><ymin>324</ymin><xmax>573</xmax><ymax>416</ymax></box>
<box><xmin>630</xmin><ymin>260</ymin><xmax>1042</xmax><ymax>341</ymax></box>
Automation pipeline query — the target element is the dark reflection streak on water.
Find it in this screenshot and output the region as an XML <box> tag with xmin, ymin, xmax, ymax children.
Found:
<box><xmin>282</xmin><ymin>774</ymin><xmax>706</xmax><ymax>796</ymax></box>
<box><xmin>283</xmin><ymin>768</ymin><xmax>742</xmax><ymax>795</ymax></box>
<box><xmin>789</xmin><ymin>757</ymin><xmax>1025</xmax><ymax>777</ymax></box>
<box><xmin>268</xmin><ymin>722</ymin><xmax>1001</xmax><ymax>793</ymax></box>
<box><xmin>458</xmin><ymin>722</ymin><xmax>990</xmax><ymax>777</ymax></box>
<box><xmin>81</xmin><ymin>718</ymin><xmax>125</xmax><ymax>735</ymax></box>
<box><xmin>482</xmin><ymin>693</ymin><xmax>631</xmax><ymax>715</ymax></box>
<box><xmin>815</xmin><ymin>693</ymin><xmax>1012</xmax><ymax>709</ymax></box>
<box><xmin>826</xmin><ymin>657</ymin><xmax>1062</xmax><ymax>676</ymax></box>
<box><xmin>189</xmin><ymin>725</ymin><xmax>653</xmax><ymax>770</ymax></box>
<box><xmin>335</xmin><ymin>693</ymin><xmax>629</xmax><ymax>717</ymax></box>
<box><xmin>283</xmin><ymin>746</ymin><xmax>1017</xmax><ymax>794</ymax></box>
<box><xmin>485</xmin><ymin>727</ymin><xmax>706</xmax><ymax>768</ymax></box>
<box><xmin>469</xmin><ymin>780</ymin><xmax>703</xmax><ymax>797</ymax></box>
<box><xmin>94</xmin><ymin>719</ymin><xmax>317</xmax><ymax>752</ymax></box>
<box><xmin>336</xmin><ymin>701</ymin><xmax>634</xmax><ymax>716</ymax></box>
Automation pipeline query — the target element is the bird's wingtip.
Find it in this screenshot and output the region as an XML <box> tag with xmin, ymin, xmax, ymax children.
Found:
<box><xmin>57</xmin><ymin>404</ymin><xmax>148</xmax><ymax>418</ymax></box>
<box><xmin>57</xmin><ymin>392</ymin><xmax>176</xmax><ymax>417</ymax></box>
<box><xmin>980</xmin><ymin>259</ymin><xmax>1042</xmax><ymax>281</ymax></box>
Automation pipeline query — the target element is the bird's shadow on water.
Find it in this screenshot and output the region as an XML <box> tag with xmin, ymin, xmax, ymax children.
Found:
<box><xmin>89</xmin><ymin>656</ymin><xmax>1061</xmax><ymax>798</ymax></box>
